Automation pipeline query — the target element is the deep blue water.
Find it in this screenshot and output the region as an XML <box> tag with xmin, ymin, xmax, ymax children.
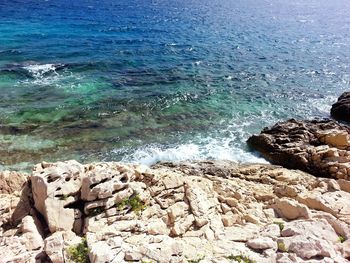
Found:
<box><xmin>0</xmin><ymin>0</ymin><xmax>350</xmax><ymax>170</ymax></box>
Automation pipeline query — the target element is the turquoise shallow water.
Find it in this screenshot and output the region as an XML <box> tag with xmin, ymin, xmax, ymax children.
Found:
<box><xmin>0</xmin><ymin>0</ymin><xmax>350</xmax><ymax>170</ymax></box>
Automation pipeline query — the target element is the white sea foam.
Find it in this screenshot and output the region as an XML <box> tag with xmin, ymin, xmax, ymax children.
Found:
<box><xmin>23</xmin><ymin>63</ymin><xmax>59</xmax><ymax>79</ymax></box>
<box><xmin>117</xmin><ymin>141</ymin><xmax>268</xmax><ymax>166</ymax></box>
<box><xmin>115</xmin><ymin>110</ymin><xmax>277</xmax><ymax>166</ymax></box>
<box><xmin>116</xmin><ymin>118</ymin><xmax>270</xmax><ymax>166</ymax></box>
<box><xmin>19</xmin><ymin>63</ymin><xmax>80</xmax><ymax>88</ymax></box>
<box><xmin>306</xmin><ymin>95</ymin><xmax>337</xmax><ymax>116</ymax></box>
<box><xmin>19</xmin><ymin>63</ymin><xmax>63</xmax><ymax>87</ymax></box>
<box><xmin>120</xmin><ymin>144</ymin><xmax>200</xmax><ymax>166</ymax></box>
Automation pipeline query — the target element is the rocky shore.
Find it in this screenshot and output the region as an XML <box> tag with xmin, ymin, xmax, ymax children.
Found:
<box><xmin>2</xmin><ymin>92</ymin><xmax>350</xmax><ymax>263</ymax></box>
<box><xmin>1</xmin><ymin>160</ymin><xmax>350</xmax><ymax>263</ymax></box>
<box><xmin>247</xmin><ymin>119</ymin><xmax>350</xmax><ymax>179</ymax></box>
<box><xmin>247</xmin><ymin>91</ymin><xmax>350</xmax><ymax>180</ymax></box>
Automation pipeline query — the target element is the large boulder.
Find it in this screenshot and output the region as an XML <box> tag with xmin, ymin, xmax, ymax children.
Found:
<box><xmin>19</xmin><ymin>215</ymin><xmax>44</xmax><ymax>250</ymax></box>
<box><xmin>331</xmin><ymin>92</ymin><xmax>350</xmax><ymax>122</ymax></box>
<box><xmin>247</xmin><ymin>119</ymin><xmax>350</xmax><ymax>179</ymax></box>
<box><xmin>31</xmin><ymin>160</ymin><xmax>85</xmax><ymax>233</ymax></box>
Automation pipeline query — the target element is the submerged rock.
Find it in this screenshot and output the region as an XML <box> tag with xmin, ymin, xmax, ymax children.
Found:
<box><xmin>1</xmin><ymin>160</ymin><xmax>350</xmax><ymax>262</ymax></box>
<box><xmin>248</xmin><ymin>119</ymin><xmax>350</xmax><ymax>179</ymax></box>
<box><xmin>331</xmin><ymin>92</ymin><xmax>350</xmax><ymax>122</ymax></box>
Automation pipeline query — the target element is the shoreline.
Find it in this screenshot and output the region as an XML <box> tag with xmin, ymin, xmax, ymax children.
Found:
<box><xmin>1</xmin><ymin>93</ymin><xmax>350</xmax><ymax>262</ymax></box>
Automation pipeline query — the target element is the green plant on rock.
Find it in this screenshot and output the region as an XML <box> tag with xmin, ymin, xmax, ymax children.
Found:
<box><xmin>339</xmin><ymin>235</ymin><xmax>346</xmax><ymax>243</ymax></box>
<box><xmin>227</xmin><ymin>254</ymin><xmax>256</xmax><ymax>263</ymax></box>
<box><xmin>58</xmin><ymin>194</ymin><xmax>69</xmax><ymax>200</ymax></box>
<box><xmin>273</xmin><ymin>221</ymin><xmax>285</xmax><ymax>231</ymax></box>
<box><xmin>89</xmin><ymin>207</ymin><xmax>104</xmax><ymax>216</ymax></box>
<box><xmin>187</xmin><ymin>255</ymin><xmax>204</xmax><ymax>263</ymax></box>
<box><xmin>67</xmin><ymin>237</ymin><xmax>90</xmax><ymax>263</ymax></box>
<box><xmin>117</xmin><ymin>194</ymin><xmax>146</xmax><ymax>215</ymax></box>
<box><xmin>277</xmin><ymin>242</ymin><xmax>288</xmax><ymax>252</ymax></box>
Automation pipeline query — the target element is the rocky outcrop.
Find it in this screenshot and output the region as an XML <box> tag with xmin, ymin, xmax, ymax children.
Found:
<box><xmin>247</xmin><ymin>119</ymin><xmax>350</xmax><ymax>179</ymax></box>
<box><xmin>1</xmin><ymin>160</ymin><xmax>350</xmax><ymax>262</ymax></box>
<box><xmin>0</xmin><ymin>171</ymin><xmax>43</xmax><ymax>262</ymax></box>
<box><xmin>331</xmin><ymin>92</ymin><xmax>350</xmax><ymax>122</ymax></box>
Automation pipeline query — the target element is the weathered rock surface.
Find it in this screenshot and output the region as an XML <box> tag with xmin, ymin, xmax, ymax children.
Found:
<box><xmin>31</xmin><ymin>160</ymin><xmax>85</xmax><ymax>233</ymax></box>
<box><xmin>0</xmin><ymin>170</ymin><xmax>27</xmax><ymax>194</ymax></box>
<box><xmin>248</xmin><ymin>119</ymin><xmax>350</xmax><ymax>179</ymax></box>
<box><xmin>331</xmin><ymin>92</ymin><xmax>350</xmax><ymax>122</ymax></box>
<box><xmin>1</xmin><ymin>160</ymin><xmax>350</xmax><ymax>262</ymax></box>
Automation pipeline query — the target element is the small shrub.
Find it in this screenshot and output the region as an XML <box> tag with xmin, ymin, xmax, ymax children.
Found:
<box><xmin>67</xmin><ymin>238</ymin><xmax>90</xmax><ymax>263</ymax></box>
<box><xmin>227</xmin><ymin>254</ymin><xmax>256</xmax><ymax>263</ymax></box>
<box><xmin>274</xmin><ymin>221</ymin><xmax>285</xmax><ymax>231</ymax></box>
<box><xmin>117</xmin><ymin>194</ymin><xmax>146</xmax><ymax>214</ymax></box>
<box><xmin>277</xmin><ymin>242</ymin><xmax>288</xmax><ymax>252</ymax></box>
<box><xmin>187</xmin><ymin>255</ymin><xmax>204</xmax><ymax>263</ymax></box>
<box><xmin>339</xmin><ymin>235</ymin><xmax>346</xmax><ymax>243</ymax></box>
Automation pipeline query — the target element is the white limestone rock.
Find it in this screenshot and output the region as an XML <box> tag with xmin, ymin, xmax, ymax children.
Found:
<box><xmin>31</xmin><ymin>160</ymin><xmax>84</xmax><ymax>232</ymax></box>
<box><xmin>246</xmin><ymin>237</ymin><xmax>277</xmax><ymax>250</ymax></box>
<box><xmin>20</xmin><ymin>215</ymin><xmax>44</xmax><ymax>250</ymax></box>
<box><xmin>273</xmin><ymin>197</ymin><xmax>311</xmax><ymax>220</ymax></box>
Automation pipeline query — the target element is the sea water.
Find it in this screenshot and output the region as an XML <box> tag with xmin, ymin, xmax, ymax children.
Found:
<box><xmin>0</xmin><ymin>0</ymin><xmax>349</xmax><ymax>170</ymax></box>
